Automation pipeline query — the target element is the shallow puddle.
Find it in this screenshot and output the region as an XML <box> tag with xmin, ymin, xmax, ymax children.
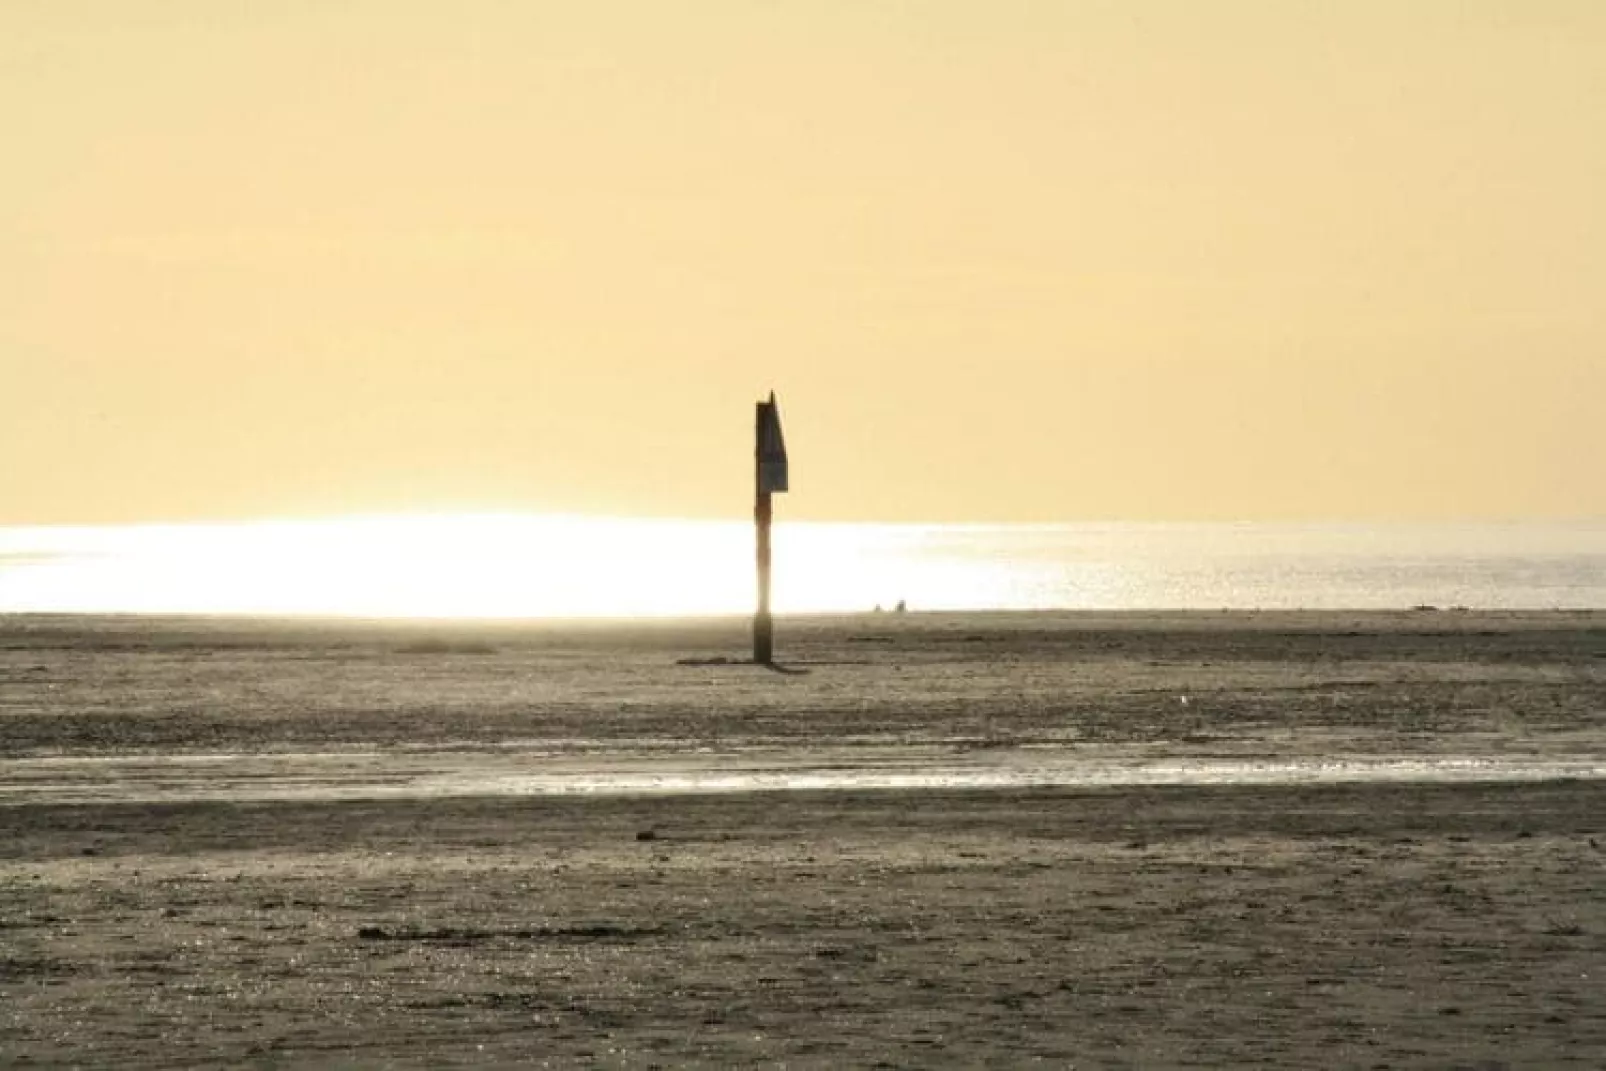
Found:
<box><xmin>3</xmin><ymin>748</ymin><xmax>1601</xmax><ymax>804</ymax></box>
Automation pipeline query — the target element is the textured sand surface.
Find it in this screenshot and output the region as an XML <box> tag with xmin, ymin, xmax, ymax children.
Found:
<box><xmin>1</xmin><ymin>611</ymin><xmax>1602</xmax><ymax>1066</ymax></box>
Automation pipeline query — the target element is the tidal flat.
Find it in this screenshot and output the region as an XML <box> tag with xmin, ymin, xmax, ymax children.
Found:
<box><xmin>2</xmin><ymin>611</ymin><xmax>1602</xmax><ymax>1066</ymax></box>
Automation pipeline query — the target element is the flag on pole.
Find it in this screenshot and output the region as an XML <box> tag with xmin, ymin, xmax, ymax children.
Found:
<box><xmin>757</xmin><ymin>392</ymin><xmax>789</xmax><ymax>494</ymax></box>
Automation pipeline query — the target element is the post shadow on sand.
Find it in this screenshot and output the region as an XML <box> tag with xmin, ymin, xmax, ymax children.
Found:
<box><xmin>674</xmin><ymin>655</ymin><xmax>812</xmax><ymax>675</ymax></box>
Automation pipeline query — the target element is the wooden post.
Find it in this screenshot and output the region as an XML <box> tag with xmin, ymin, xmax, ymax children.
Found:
<box><xmin>753</xmin><ymin>401</ymin><xmax>774</xmax><ymax>664</ymax></box>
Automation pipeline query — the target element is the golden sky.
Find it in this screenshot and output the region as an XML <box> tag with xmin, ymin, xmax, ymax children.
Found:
<box><xmin>4</xmin><ymin>1</ymin><xmax>1602</xmax><ymax>524</ymax></box>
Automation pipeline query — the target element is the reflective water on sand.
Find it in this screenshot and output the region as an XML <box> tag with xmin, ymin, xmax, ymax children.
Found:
<box><xmin>4</xmin><ymin>748</ymin><xmax>1600</xmax><ymax>804</ymax></box>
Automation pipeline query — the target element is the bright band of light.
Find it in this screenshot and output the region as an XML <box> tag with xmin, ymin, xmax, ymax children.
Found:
<box><xmin>0</xmin><ymin>514</ymin><xmax>1112</xmax><ymax>618</ymax></box>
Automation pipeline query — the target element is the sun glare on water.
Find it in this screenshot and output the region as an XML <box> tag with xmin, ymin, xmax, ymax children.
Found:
<box><xmin>5</xmin><ymin>516</ymin><xmax>1594</xmax><ymax>616</ymax></box>
<box><xmin>0</xmin><ymin>514</ymin><xmax>1073</xmax><ymax>618</ymax></box>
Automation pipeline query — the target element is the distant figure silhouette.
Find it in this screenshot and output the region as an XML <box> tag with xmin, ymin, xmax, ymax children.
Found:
<box><xmin>872</xmin><ymin>603</ymin><xmax>884</xmax><ymax>613</ymax></box>
<box><xmin>894</xmin><ymin>599</ymin><xmax>907</xmax><ymax>613</ymax></box>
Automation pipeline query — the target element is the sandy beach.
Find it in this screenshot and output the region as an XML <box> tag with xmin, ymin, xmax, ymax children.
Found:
<box><xmin>2</xmin><ymin>610</ymin><xmax>1603</xmax><ymax>1066</ymax></box>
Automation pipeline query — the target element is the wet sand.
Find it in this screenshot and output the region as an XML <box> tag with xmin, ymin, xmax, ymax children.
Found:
<box><xmin>2</xmin><ymin>611</ymin><xmax>1603</xmax><ymax>1066</ymax></box>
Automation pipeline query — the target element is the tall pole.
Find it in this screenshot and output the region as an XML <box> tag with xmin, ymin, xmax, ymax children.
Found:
<box><xmin>753</xmin><ymin>400</ymin><xmax>774</xmax><ymax>664</ymax></box>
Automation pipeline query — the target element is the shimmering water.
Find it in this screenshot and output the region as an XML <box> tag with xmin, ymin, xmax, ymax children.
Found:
<box><xmin>3</xmin><ymin>749</ymin><xmax>1601</xmax><ymax>804</ymax></box>
<box><xmin>0</xmin><ymin>515</ymin><xmax>1600</xmax><ymax>616</ymax></box>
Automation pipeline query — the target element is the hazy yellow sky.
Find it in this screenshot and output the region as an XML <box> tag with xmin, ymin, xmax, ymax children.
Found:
<box><xmin>4</xmin><ymin>1</ymin><xmax>1603</xmax><ymax>524</ymax></box>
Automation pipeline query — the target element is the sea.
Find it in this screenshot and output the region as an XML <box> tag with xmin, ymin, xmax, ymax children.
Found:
<box><xmin>0</xmin><ymin>516</ymin><xmax>1601</xmax><ymax>618</ymax></box>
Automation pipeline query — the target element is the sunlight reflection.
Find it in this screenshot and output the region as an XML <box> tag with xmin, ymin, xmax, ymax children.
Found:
<box><xmin>7</xmin><ymin>516</ymin><xmax>1593</xmax><ymax>616</ymax></box>
<box><xmin>0</xmin><ymin>514</ymin><xmax>1111</xmax><ymax>618</ymax></box>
